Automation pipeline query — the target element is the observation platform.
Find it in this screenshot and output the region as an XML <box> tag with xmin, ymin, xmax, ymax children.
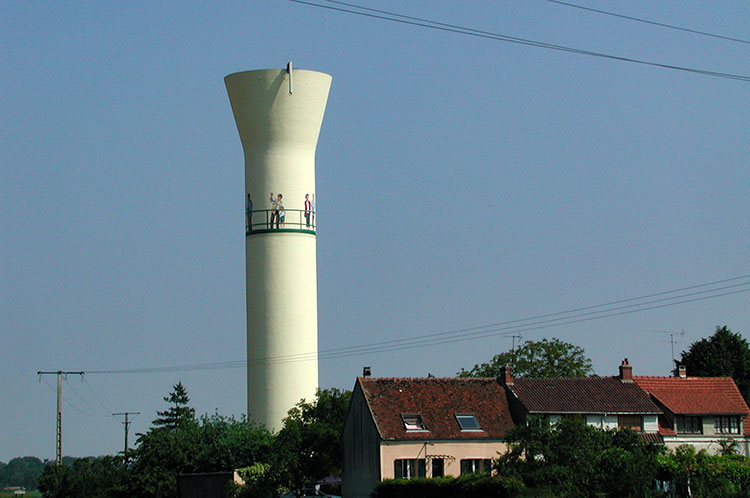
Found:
<box><xmin>246</xmin><ymin>209</ymin><xmax>316</xmax><ymax>236</ymax></box>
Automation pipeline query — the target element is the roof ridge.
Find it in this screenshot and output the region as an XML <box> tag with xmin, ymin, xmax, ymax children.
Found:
<box><xmin>358</xmin><ymin>376</ymin><xmax>497</xmax><ymax>381</ymax></box>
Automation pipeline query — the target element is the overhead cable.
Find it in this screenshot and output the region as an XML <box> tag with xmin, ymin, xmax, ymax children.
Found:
<box><xmin>288</xmin><ymin>0</ymin><xmax>749</xmax><ymax>81</ymax></box>
<box><xmin>86</xmin><ymin>275</ymin><xmax>750</xmax><ymax>374</ymax></box>
<box><xmin>540</xmin><ymin>0</ymin><xmax>750</xmax><ymax>45</ymax></box>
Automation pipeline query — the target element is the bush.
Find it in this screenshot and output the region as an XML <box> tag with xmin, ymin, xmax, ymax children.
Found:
<box><xmin>372</xmin><ymin>474</ymin><xmax>523</xmax><ymax>498</ymax></box>
<box><xmin>658</xmin><ymin>446</ymin><xmax>750</xmax><ymax>498</ymax></box>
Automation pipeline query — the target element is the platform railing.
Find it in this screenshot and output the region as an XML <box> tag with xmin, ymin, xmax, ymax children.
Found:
<box><xmin>246</xmin><ymin>208</ymin><xmax>316</xmax><ymax>234</ymax></box>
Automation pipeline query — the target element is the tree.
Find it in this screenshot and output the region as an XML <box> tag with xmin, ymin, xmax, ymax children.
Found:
<box><xmin>272</xmin><ymin>388</ymin><xmax>352</xmax><ymax>496</ymax></box>
<box><xmin>0</xmin><ymin>456</ymin><xmax>45</xmax><ymax>490</ymax></box>
<box><xmin>458</xmin><ymin>338</ymin><xmax>593</xmax><ymax>378</ymax></box>
<box><xmin>39</xmin><ymin>456</ymin><xmax>130</xmax><ymax>498</ymax></box>
<box><xmin>496</xmin><ymin>417</ymin><xmax>663</xmax><ymax>496</ymax></box>
<box><xmin>152</xmin><ymin>381</ymin><xmax>195</xmax><ymax>428</ymax></box>
<box><xmin>678</xmin><ymin>326</ymin><xmax>750</xmax><ymax>403</ymax></box>
<box><xmin>129</xmin><ymin>382</ymin><xmax>274</xmax><ymax>498</ymax></box>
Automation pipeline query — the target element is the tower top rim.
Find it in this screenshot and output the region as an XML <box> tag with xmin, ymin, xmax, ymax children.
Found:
<box><xmin>224</xmin><ymin>68</ymin><xmax>332</xmax><ymax>82</ymax></box>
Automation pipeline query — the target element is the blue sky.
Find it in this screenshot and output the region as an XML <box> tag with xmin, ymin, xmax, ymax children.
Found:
<box><xmin>2</xmin><ymin>1</ymin><xmax>748</xmax><ymax>462</ymax></box>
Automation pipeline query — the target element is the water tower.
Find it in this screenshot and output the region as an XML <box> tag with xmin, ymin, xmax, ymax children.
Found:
<box><xmin>224</xmin><ymin>65</ymin><xmax>331</xmax><ymax>430</ymax></box>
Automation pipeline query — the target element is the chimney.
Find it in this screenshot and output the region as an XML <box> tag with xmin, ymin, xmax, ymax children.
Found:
<box><xmin>362</xmin><ymin>366</ymin><xmax>371</xmax><ymax>377</ymax></box>
<box><xmin>677</xmin><ymin>364</ymin><xmax>687</xmax><ymax>378</ymax></box>
<box><xmin>619</xmin><ymin>358</ymin><xmax>633</xmax><ymax>382</ymax></box>
<box><xmin>497</xmin><ymin>365</ymin><xmax>514</xmax><ymax>387</ymax></box>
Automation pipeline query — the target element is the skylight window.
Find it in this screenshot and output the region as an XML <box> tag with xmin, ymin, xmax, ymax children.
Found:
<box><xmin>402</xmin><ymin>414</ymin><xmax>427</xmax><ymax>431</ymax></box>
<box><xmin>456</xmin><ymin>413</ymin><xmax>481</xmax><ymax>431</ymax></box>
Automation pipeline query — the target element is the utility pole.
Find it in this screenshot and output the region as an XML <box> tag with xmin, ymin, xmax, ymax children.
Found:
<box><xmin>113</xmin><ymin>412</ymin><xmax>140</xmax><ymax>462</ymax></box>
<box><xmin>37</xmin><ymin>371</ymin><xmax>84</xmax><ymax>466</ymax></box>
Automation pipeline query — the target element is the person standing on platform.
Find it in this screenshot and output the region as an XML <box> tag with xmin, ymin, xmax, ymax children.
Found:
<box><xmin>304</xmin><ymin>193</ymin><xmax>312</xmax><ymax>228</ymax></box>
<box><xmin>269</xmin><ymin>193</ymin><xmax>278</xmax><ymax>228</ymax></box>
<box><xmin>278</xmin><ymin>194</ymin><xmax>285</xmax><ymax>227</ymax></box>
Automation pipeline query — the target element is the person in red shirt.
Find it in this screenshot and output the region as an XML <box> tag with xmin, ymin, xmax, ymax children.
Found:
<box><xmin>304</xmin><ymin>193</ymin><xmax>312</xmax><ymax>228</ymax></box>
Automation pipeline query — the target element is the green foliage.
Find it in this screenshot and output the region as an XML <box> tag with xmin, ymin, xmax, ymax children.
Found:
<box><xmin>38</xmin><ymin>456</ymin><xmax>129</xmax><ymax>498</ymax></box>
<box><xmin>272</xmin><ymin>388</ymin><xmax>352</xmax><ymax>495</ymax></box>
<box><xmin>125</xmin><ymin>382</ymin><xmax>274</xmax><ymax>498</ymax></box>
<box><xmin>0</xmin><ymin>456</ymin><xmax>45</xmax><ymax>490</ymax></box>
<box><xmin>35</xmin><ymin>384</ymin><xmax>351</xmax><ymax>498</ymax></box>
<box><xmin>458</xmin><ymin>338</ymin><xmax>593</xmax><ymax>378</ymax></box>
<box><xmin>152</xmin><ymin>381</ymin><xmax>196</xmax><ymax>428</ymax></box>
<box><xmin>496</xmin><ymin>417</ymin><xmax>664</xmax><ymax>497</ymax></box>
<box><xmin>373</xmin><ymin>474</ymin><xmax>524</xmax><ymax>498</ymax></box>
<box><xmin>129</xmin><ymin>413</ymin><xmax>273</xmax><ymax>498</ymax></box>
<box><xmin>717</xmin><ymin>437</ymin><xmax>739</xmax><ymax>456</ymax></box>
<box><xmin>229</xmin><ymin>463</ymin><xmax>276</xmax><ymax>498</ymax></box>
<box><xmin>678</xmin><ymin>326</ymin><xmax>750</xmax><ymax>403</ymax></box>
<box><xmin>658</xmin><ymin>445</ymin><xmax>750</xmax><ymax>498</ymax></box>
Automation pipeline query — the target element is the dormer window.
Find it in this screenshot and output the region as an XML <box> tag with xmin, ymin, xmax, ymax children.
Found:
<box><xmin>715</xmin><ymin>416</ymin><xmax>740</xmax><ymax>434</ymax></box>
<box><xmin>402</xmin><ymin>414</ymin><xmax>427</xmax><ymax>431</ymax></box>
<box><xmin>456</xmin><ymin>413</ymin><xmax>481</xmax><ymax>431</ymax></box>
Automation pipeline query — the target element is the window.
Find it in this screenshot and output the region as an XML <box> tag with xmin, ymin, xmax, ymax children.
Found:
<box><xmin>676</xmin><ymin>416</ymin><xmax>703</xmax><ymax>434</ymax></box>
<box><xmin>617</xmin><ymin>415</ymin><xmax>643</xmax><ymax>432</ymax></box>
<box><xmin>715</xmin><ymin>416</ymin><xmax>740</xmax><ymax>434</ymax></box>
<box><xmin>431</xmin><ymin>458</ymin><xmax>444</xmax><ymax>478</ymax></box>
<box><xmin>455</xmin><ymin>413</ymin><xmax>481</xmax><ymax>431</ymax></box>
<box><xmin>401</xmin><ymin>414</ymin><xmax>427</xmax><ymax>431</ymax></box>
<box><xmin>394</xmin><ymin>459</ymin><xmax>426</xmax><ymax>479</ymax></box>
<box><xmin>460</xmin><ymin>459</ymin><xmax>492</xmax><ymax>475</ymax></box>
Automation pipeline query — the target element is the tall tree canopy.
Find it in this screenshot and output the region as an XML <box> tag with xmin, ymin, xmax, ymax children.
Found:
<box><xmin>129</xmin><ymin>382</ymin><xmax>273</xmax><ymax>498</ymax></box>
<box><xmin>152</xmin><ymin>381</ymin><xmax>195</xmax><ymax>428</ymax></box>
<box><xmin>273</xmin><ymin>388</ymin><xmax>352</xmax><ymax>496</ymax></box>
<box><xmin>458</xmin><ymin>338</ymin><xmax>593</xmax><ymax>378</ymax></box>
<box><xmin>678</xmin><ymin>326</ymin><xmax>750</xmax><ymax>403</ymax></box>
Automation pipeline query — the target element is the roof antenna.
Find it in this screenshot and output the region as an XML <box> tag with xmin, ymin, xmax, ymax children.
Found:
<box><xmin>287</xmin><ymin>61</ymin><xmax>293</xmax><ymax>95</ymax></box>
<box><xmin>654</xmin><ymin>329</ymin><xmax>685</xmax><ymax>369</ymax></box>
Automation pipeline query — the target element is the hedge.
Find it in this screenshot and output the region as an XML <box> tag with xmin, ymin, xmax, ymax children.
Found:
<box><xmin>372</xmin><ymin>474</ymin><xmax>524</xmax><ymax>498</ymax></box>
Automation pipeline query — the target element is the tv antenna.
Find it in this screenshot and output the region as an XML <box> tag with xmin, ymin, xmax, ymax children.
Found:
<box><xmin>654</xmin><ymin>330</ymin><xmax>685</xmax><ymax>367</ymax></box>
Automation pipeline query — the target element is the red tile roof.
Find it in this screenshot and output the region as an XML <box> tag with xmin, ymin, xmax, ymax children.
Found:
<box><xmin>640</xmin><ymin>432</ymin><xmax>665</xmax><ymax>445</ymax></box>
<box><xmin>508</xmin><ymin>377</ymin><xmax>662</xmax><ymax>414</ymax></box>
<box><xmin>633</xmin><ymin>376</ymin><xmax>750</xmax><ymax>417</ymax></box>
<box><xmin>356</xmin><ymin>377</ymin><xmax>514</xmax><ymax>440</ymax></box>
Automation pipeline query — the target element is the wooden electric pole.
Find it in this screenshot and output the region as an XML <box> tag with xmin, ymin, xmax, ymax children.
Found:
<box><xmin>113</xmin><ymin>411</ymin><xmax>140</xmax><ymax>462</ymax></box>
<box><xmin>37</xmin><ymin>371</ymin><xmax>84</xmax><ymax>466</ymax></box>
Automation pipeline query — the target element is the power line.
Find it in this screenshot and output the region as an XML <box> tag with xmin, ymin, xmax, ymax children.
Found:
<box><xmin>82</xmin><ymin>376</ymin><xmax>112</xmax><ymax>413</ymax></box>
<box><xmin>64</xmin><ymin>377</ymin><xmax>109</xmax><ymax>418</ymax></box>
<box><xmin>540</xmin><ymin>0</ymin><xmax>750</xmax><ymax>45</ymax></box>
<box><xmin>289</xmin><ymin>0</ymin><xmax>750</xmax><ymax>82</ymax></box>
<box><xmin>85</xmin><ymin>275</ymin><xmax>749</xmax><ymax>374</ymax></box>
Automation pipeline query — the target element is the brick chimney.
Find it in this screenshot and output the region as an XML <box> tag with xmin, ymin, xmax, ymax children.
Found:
<box><xmin>362</xmin><ymin>366</ymin><xmax>371</xmax><ymax>377</ymax></box>
<box><xmin>677</xmin><ymin>364</ymin><xmax>687</xmax><ymax>378</ymax></box>
<box><xmin>497</xmin><ymin>365</ymin><xmax>514</xmax><ymax>387</ymax></box>
<box><xmin>619</xmin><ymin>358</ymin><xmax>633</xmax><ymax>382</ymax></box>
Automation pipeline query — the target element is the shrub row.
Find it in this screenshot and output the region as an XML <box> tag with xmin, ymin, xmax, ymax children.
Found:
<box><xmin>372</xmin><ymin>474</ymin><xmax>524</xmax><ymax>498</ymax></box>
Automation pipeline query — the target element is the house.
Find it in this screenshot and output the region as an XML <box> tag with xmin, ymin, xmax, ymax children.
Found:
<box><xmin>342</xmin><ymin>375</ymin><xmax>515</xmax><ymax>498</ymax></box>
<box><xmin>498</xmin><ymin>359</ymin><xmax>663</xmax><ymax>438</ymax></box>
<box><xmin>634</xmin><ymin>366</ymin><xmax>750</xmax><ymax>456</ymax></box>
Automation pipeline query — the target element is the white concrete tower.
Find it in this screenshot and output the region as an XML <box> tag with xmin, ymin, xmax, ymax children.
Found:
<box><xmin>224</xmin><ymin>66</ymin><xmax>332</xmax><ymax>430</ymax></box>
